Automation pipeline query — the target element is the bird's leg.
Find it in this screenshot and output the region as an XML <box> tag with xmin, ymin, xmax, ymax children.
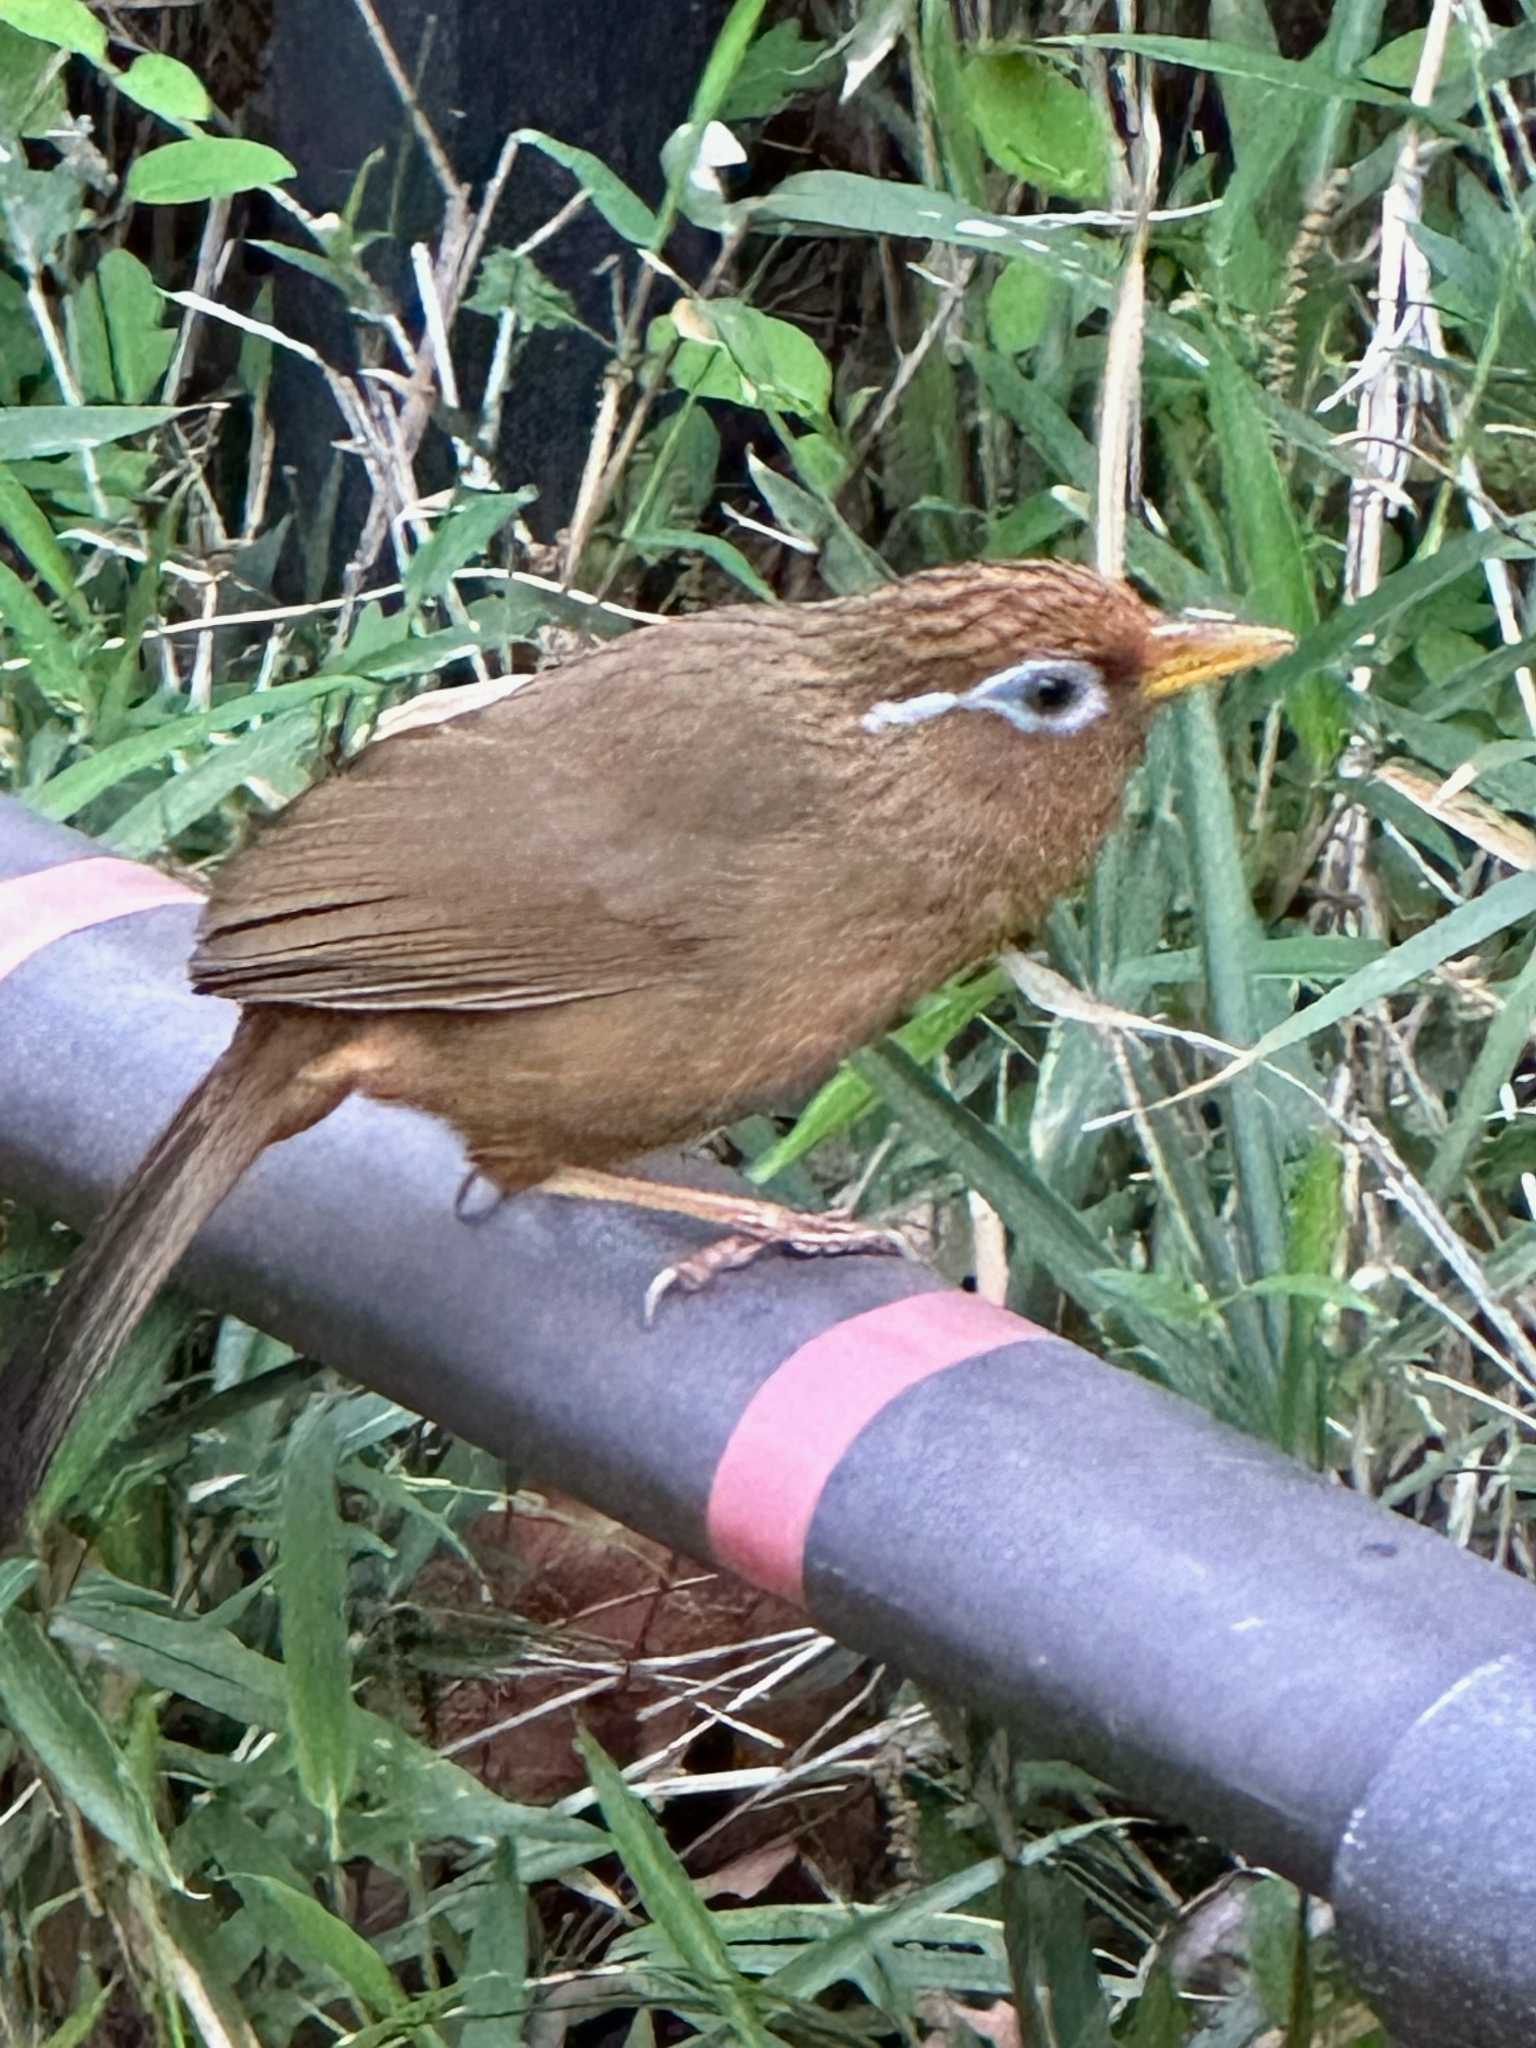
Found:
<box><xmin>537</xmin><ymin>1167</ymin><xmax>919</xmax><ymax>1323</ymax></box>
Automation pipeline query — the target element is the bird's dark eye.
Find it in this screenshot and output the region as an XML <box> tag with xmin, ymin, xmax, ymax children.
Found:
<box><xmin>1022</xmin><ymin>669</ymin><xmax>1083</xmax><ymax>716</ymax></box>
<box><xmin>963</xmin><ymin>657</ymin><xmax>1109</xmax><ymax>737</ymax></box>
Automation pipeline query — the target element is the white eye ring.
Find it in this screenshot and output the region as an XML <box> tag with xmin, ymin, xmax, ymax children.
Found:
<box><xmin>963</xmin><ymin>658</ymin><xmax>1109</xmax><ymax>735</ymax></box>
<box><xmin>861</xmin><ymin>656</ymin><xmax>1109</xmax><ymax>737</ymax></box>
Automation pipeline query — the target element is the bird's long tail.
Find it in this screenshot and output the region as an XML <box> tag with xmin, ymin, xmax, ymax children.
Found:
<box><xmin>0</xmin><ymin>1008</ymin><xmax>355</xmax><ymax>1542</ymax></box>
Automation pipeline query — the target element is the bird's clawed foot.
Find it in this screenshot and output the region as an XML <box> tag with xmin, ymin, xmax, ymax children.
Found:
<box><xmin>537</xmin><ymin>1167</ymin><xmax>924</xmax><ymax>1325</ymax></box>
<box><xmin>643</xmin><ymin>1209</ymin><xmax>919</xmax><ymax>1325</ymax></box>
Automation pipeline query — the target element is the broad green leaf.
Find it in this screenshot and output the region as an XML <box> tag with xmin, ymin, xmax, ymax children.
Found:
<box><xmin>126</xmin><ymin>138</ymin><xmax>296</xmax><ymax>205</ymax></box>
<box><xmin>113</xmin><ymin>50</ymin><xmax>211</xmax><ymax>120</ymax></box>
<box><xmin>94</xmin><ymin>248</ymin><xmax>176</xmax><ymax>402</ymax></box>
<box><xmin>512</xmin><ymin>129</ymin><xmax>659</xmax><ymax>243</ymax></box>
<box><xmin>987</xmin><ymin>256</ymin><xmax>1059</xmax><ymax>353</ymax></box>
<box><xmin>1204</xmin><ymin>341</ymin><xmax>1331</xmax><ymax>757</ymax></box>
<box><xmin>0</xmin><ymin>18</ymin><xmax>67</xmax><ymax>132</ymax></box>
<box><xmin>660</xmin><ymin>299</ymin><xmax>833</xmax><ymax>421</ymax></box>
<box><xmin>720</xmin><ymin>19</ymin><xmax>833</xmax><ymax>119</ymax></box>
<box><xmin>56</xmin><ymin>1571</ymin><xmax>289</xmax><ymax>1727</ymax></box>
<box><xmin>0</xmin><ymin>1555</ymin><xmax>38</xmax><ymax>1617</ymax></box>
<box><xmin>281</xmin><ymin>1402</ymin><xmax>359</xmax><ymax>1833</ymax></box>
<box><xmin>1362</xmin><ymin>23</ymin><xmax>1471</xmax><ymax>87</ymax></box>
<box><xmin>961</xmin><ymin>49</ymin><xmax>1106</xmax><ymax>200</ymax></box>
<box><xmin>1206</xmin><ymin>343</ymin><xmax>1316</xmax><ymax>635</ymax></box>
<box><xmin>468</xmin><ymin>249</ymin><xmax>584</xmax><ymax>330</ymax></box>
<box><xmin>0</xmin><ymin>403</ymin><xmax>179</xmax><ymax>459</ymax></box>
<box><xmin>0</xmin><ymin>1608</ymin><xmax>182</xmax><ymax>1888</ymax></box>
<box><xmin>0</xmin><ymin>0</ymin><xmax>104</xmax><ymax>58</ymax></box>
<box><xmin>765</xmin><ymin>1858</ymin><xmax>1005</xmax><ymax>2001</ymax></box>
<box><xmin>1005</xmin><ymin>1863</ymin><xmax>1114</xmax><ymax>2048</ymax></box>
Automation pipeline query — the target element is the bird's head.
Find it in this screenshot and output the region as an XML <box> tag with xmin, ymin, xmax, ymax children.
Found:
<box><xmin>849</xmin><ymin>559</ymin><xmax>1294</xmax><ymax>747</ymax></box>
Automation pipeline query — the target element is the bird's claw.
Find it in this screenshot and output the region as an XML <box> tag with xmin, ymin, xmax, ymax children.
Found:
<box><xmin>642</xmin><ymin>1212</ymin><xmax>920</xmax><ymax>1325</ymax></box>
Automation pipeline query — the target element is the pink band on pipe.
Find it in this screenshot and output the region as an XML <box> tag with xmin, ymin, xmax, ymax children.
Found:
<box><xmin>706</xmin><ymin>1290</ymin><xmax>1044</xmax><ymax>1605</ymax></box>
<box><xmin>0</xmin><ymin>857</ymin><xmax>198</xmax><ymax>984</ymax></box>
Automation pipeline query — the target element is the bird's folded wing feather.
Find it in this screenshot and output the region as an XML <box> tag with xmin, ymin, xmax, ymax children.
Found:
<box><xmin>190</xmin><ymin>656</ymin><xmax>761</xmax><ymax>1013</ymax></box>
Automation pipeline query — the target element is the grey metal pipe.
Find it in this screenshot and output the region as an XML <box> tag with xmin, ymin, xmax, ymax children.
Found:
<box><xmin>0</xmin><ymin>793</ymin><xmax>1531</xmax><ymax>2047</ymax></box>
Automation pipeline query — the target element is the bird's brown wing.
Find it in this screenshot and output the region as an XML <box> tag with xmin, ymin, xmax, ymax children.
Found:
<box><xmin>191</xmin><ymin>634</ymin><xmax>784</xmax><ymax>1014</ymax></box>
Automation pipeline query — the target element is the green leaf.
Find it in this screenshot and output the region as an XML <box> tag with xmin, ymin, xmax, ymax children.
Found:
<box><xmin>1235</xmin><ymin>1272</ymin><xmax>1379</xmax><ymax>1315</ymax></box>
<box><xmin>0</xmin><ymin>0</ymin><xmax>105</xmax><ymax>59</ymax></box>
<box><xmin>468</xmin><ymin>249</ymin><xmax>584</xmax><ymax>330</ymax></box>
<box><xmin>851</xmin><ymin>1041</ymin><xmax>1235</xmax><ymax>1415</ymax></box>
<box><xmin>0</xmin><ymin>554</ymin><xmax>86</xmax><ymax>709</ymax></box>
<box><xmin>463</xmin><ymin>1842</ymin><xmax>529</xmax><ymax>2048</ymax></box>
<box><xmin>103</xmin><ymin>708</ymin><xmax>322</xmax><ymax>858</ymax></box>
<box><xmin>1052</xmin><ymin>32</ymin><xmax>1471</xmax><ymax>130</ymax></box>
<box><xmin>403</xmin><ymin>490</ymin><xmax>534</xmax><ymax>613</ymax></box>
<box><xmin>1260</xmin><ymin>528</ymin><xmax>1530</xmax><ymax>705</ymax></box>
<box><xmin>0</xmin><ymin>1555</ymin><xmax>39</xmax><ymax>1617</ymax></box>
<box><xmin>747</xmin><ymin>969</ymin><xmax>1007</xmax><ymax>1183</ymax></box>
<box><xmin>0</xmin><ymin>18</ymin><xmax>67</xmax><ymax>132</ymax></box>
<box><xmin>1206</xmin><ymin>342</ymin><xmax>1316</xmax><ymax>635</ymax></box>
<box><xmin>55</xmin><ymin>1571</ymin><xmax>289</xmax><ymax>1727</ymax></box>
<box><xmin>960</xmin><ymin>49</ymin><xmax>1107</xmax><ymax>200</ymax></box>
<box><xmin>753</xmin><ymin>171</ymin><xmax>1205</xmax><ymax>370</ymax></box>
<box><xmin>1236</xmin><ymin>867</ymin><xmax>1536</xmax><ymax>1074</ymax></box>
<box><xmin>659</xmin><ymin>299</ymin><xmax>833</xmax><ymax>422</ymax></box>
<box><xmin>113</xmin><ymin>50</ymin><xmax>211</xmax><ymax>120</ymax></box>
<box><xmin>987</xmin><ymin>256</ymin><xmax>1059</xmax><ymax>354</ymax></box>
<box><xmin>1362</xmin><ymin>23</ymin><xmax>1472</xmax><ymax>87</ymax></box>
<box><xmin>511</xmin><ymin>129</ymin><xmax>659</xmax><ymax>243</ymax></box>
<box><xmin>1004</xmin><ymin>1863</ymin><xmax>1114</xmax><ymax>2048</ymax></box>
<box><xmin>236</xmin><ymin>1877</ymin><xmax>406</xmax><ymax>2019</ymax></box>
<box><xmin>685</xmin><ymin>0</ymin><xmax>772</xmax><ymax>130</ymax></box>
<box><xmin>1091</xmin><ymin>1268</ymin><xmax>1216</xmax><ymax>1327</ymax></box>
<box><xmin>0</xmin><ymin>403</ymin><xmax>180</xmax><ymax>459</ymax></box>
<box><xmin>720</xmin><ymin>20</ymin><xmax>833</xmax><ymax>120</ymax></box>
<box><xmin>764</xmin><ymin>1857</ymin><xmax>1005</xmax><ymax>2001</ymax></box>
<box><xmin>28</xmin><ymin>671</ymin><xmax>374</xmax><ymax>821</ymax></box>
<box><xmin>574</xmin><ymin>1728</ymin><xmax>777</xmax><ymax>2045</ymax></box>
<box><xmin>1427</xmin><ymin>940</ymin><xmax>1536</xmax><ymax>1202</ymax></box>
<box><xmin>125</xmin><ymin>138</ymin><xmax>297</xmax><ymax>206</ymax></box>
<box><xmin>93</xmin><ymin>248</ymin><xmax>177</xmax><ymax>403</ymax></box>
<box><xmin>630</xmin><ymin>525</ymin><xmax>776</xmax><ymax>601</ymax></box>
<box><xmin>0</xmin><ymin>459</ymin><xmax>81</xmax><ymax>610</ymax></box>
<box><xmin>0</xmin><ymin>1608</ymin><xmax>182</xmax><ymax>1888</ymax></box>
<box><xmin>280</xmin><ymin>1403</ymin><xmax>359</xmax><ymax>1834</ymax></box>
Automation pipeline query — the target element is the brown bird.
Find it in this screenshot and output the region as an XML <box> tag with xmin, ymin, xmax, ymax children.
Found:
<box><xmin>4</xmin><ymin>559</ymin><xmax>1291</xmax><ymax>1534</ymax></box>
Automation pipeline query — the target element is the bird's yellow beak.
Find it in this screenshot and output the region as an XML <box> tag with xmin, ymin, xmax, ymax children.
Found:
<box><xmin>1141</xmin><ymin>617</ymin><xmax>1297</xmax><ymax>702</ymax></box>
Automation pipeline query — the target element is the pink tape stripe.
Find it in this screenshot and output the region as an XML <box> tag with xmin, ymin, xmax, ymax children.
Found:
<box><xmin>706</xmin><ymin>1290</ymin><xmax>1043</xmax><ymax>1605</ymax></box>
<box><xmin>0</xmin><ymin>856</ymin><xmax>198</xmax><ymax>985</ymax></box>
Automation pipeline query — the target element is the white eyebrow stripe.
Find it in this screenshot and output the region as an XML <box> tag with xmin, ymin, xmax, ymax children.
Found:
<box><xmin>861</xmin><ymin>690</ymin><xmax>959</xmax><ymax>732</ymax></box>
